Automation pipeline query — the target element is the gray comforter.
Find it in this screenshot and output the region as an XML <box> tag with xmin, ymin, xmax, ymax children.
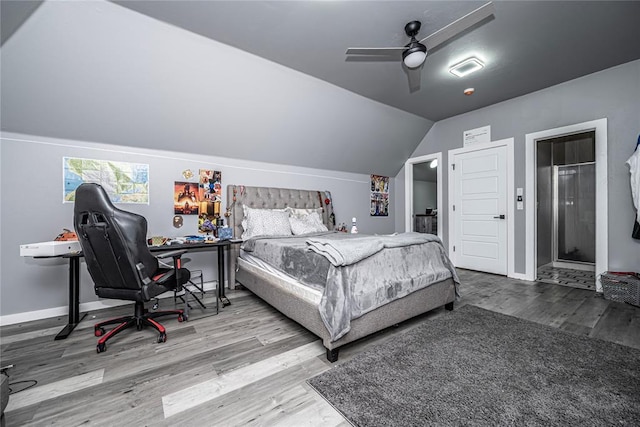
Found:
<box><xmin>242</xmin><ymin>232</ymin><xmax>459</xmax><ymax>341</ymax></box>
<box><xmin>241</xmin><ymin>232</ymin><xmax>332</xmax><ymax>291</ymax></box>
<box><xmin>306</xmin><ymin>232</ymin><xmax>442</xmax><ymax>266</ymax></box>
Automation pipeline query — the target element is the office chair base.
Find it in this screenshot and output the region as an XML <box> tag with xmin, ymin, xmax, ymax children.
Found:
<box><xmin>94</xmin><ymin>301</ymin><xmax>184</xmax><ymax>353</ymax></box>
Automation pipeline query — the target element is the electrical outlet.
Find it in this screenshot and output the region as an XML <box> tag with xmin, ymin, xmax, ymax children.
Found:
<box><xmin>517</xmin><ymin>201</ymin><xmax>524</xmax><ymax>210</ymax></box>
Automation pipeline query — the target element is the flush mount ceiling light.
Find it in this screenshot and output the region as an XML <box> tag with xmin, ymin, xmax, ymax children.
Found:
<box><xmin>430</xmin><ymin>159</ymin><xmax>438</xmax><ymax>168</ymax></box>
<box><xmin>449</xmin><ymin>57</ymin><xmax>485</xmax><ymax>77</ymax></box>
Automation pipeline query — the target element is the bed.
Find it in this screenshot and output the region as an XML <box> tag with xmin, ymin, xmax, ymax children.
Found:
<box><xmin>226</xmin><ymin>185</ymin><xmax>459</xmax><ymax>362</ymax></box>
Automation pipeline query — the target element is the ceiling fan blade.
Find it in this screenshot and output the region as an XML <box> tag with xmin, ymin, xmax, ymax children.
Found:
<box><xmin>346</xmin><ymin>55</ymin><xmax>401</xmax><ymax>63</ymax></box>
<box><xmin>346</xmin><ymin>47</ymin><xmax>404</xmax><ymax>56</ymax></box>
<box><xmin>420</xmin><ymin>1</ymin><xmax>495</xmax><ymax>51</ymax></box>
<box><xmin>406</xmin><ymin>68</ymin><xmax>421</xmax><ymax>93</ymax></box>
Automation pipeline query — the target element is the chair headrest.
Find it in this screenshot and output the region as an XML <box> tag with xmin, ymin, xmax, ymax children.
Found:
<box><xmin>74</xmin><ymin>183</ymin><xmax>116</xmax><ymax>215</ymax></box>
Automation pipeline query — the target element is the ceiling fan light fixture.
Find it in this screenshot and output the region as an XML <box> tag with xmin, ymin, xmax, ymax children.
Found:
<box><xmin>449</xmin><ymin>57</ymin><xmax>485</xmax><ymax>77</ymax></box>
<box><xmin>402</xmin><ymin>42</ymin><xmax>427</xmax><ymax>69</ymax></box>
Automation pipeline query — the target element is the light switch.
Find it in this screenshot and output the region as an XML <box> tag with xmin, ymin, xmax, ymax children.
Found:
<box><xmin>517</xmin><ymin>201</ymin><xmax>524</xmax><ymax>210</ymax></box>
<box><xmin>517</xmin><ymin>187</ymin><xmax>523</xmax><ymax>196</ymax></box>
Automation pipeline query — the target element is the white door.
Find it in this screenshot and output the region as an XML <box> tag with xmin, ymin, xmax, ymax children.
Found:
<box><xmin>452</xmin><ymin>145</ymin><xmax>508</xmax><ymax>275</ymax></box>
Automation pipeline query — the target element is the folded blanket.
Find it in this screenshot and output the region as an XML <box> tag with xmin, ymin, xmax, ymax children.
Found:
<box><xmin>306</xmin><ymin>232</ymin><xmax>441</xmax><ymax>266</ymax></box>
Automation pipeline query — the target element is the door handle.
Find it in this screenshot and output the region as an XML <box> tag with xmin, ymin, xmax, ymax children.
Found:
<box><xmin>493</xmin><ymin>214</ymin><xmax>505</xmax><ymax>219</ymax></box>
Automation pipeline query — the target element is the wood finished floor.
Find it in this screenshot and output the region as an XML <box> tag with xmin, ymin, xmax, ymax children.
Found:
<box><xmin>2</xmin><ymin>269</ymin><xmax>639</xmax><ymax>426</ymax></box>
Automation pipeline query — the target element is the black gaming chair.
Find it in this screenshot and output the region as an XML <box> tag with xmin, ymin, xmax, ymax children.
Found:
<box><xmin>73</xmin><ymin>183</ymin><xmax>190</xmax><ymax>353</ymax></box>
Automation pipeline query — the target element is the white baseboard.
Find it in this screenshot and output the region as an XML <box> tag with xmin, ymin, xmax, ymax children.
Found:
<box><xmin>0</xmin><ymin>301</ymin><xmax>126</xmax><ymax>327</ymax></box>
<box><xmin>0</xmin><ymin>281</ymin><xmax>219</xmax><ymax>327</ymax></box>
<box><xmin>508</xmin><ymin>272</ymin><xmax>529</xmax><ymax>281</ymax></box>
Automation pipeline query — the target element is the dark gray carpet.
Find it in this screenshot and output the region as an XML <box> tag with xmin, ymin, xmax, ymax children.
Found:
<box><xmin>308</xmin><ymin>305</ymin><xmax>640</xmax><ymax>426</ymax></box>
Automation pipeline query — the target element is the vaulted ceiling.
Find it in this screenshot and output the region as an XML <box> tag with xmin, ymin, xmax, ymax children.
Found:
<box><xmin>2</xmin><ymin>1</ymin><xmax>639</xmax><ymax>177</ymax></box>
<box><xmin>112</xmin><ymin>1</ymin><xmax>640</xmax><ymax>121</ymax></box>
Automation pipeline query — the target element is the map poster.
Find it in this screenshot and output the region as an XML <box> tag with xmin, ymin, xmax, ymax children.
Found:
<box><xmin>370</xmin><ymin>174</ymin><xmax>389</xmax><ymax>216</ymax></box>
<box><xmin>63</xmin><ymin>157</ymin><xmax>149</xmax><ymax>204</ymax></box>
<box><xmin>173</xmin><ymin>182</ymin><xmax>199</xmax><ymax>215</ymax></box>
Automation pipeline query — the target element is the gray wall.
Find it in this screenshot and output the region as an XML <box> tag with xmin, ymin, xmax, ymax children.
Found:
<box><xmin>0</xmin><ymin>0</ymin><xmax>432</xmax><ymax>178</ymax></box>
<box><xmin>0</xmin><ymin>133</ymin><xmax>394</xmax><ymax>320</ymax></box>
<box><xmin>413</xmin><ymin>180</ymin><xmax>437</xmax><ymax>215</ymax></box>
<box><xmin>395</xmin><ymin>59</ymin><xmax>640</xmax><ymax>274</ymax></box>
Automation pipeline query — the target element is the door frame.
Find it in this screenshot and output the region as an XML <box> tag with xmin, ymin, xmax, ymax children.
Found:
<box><xmin>404</xmin><ymin>152</ymin><xmax>443</xmax><ymax>240</ymax></box>
<box><xmin>525</xmin><ymin>118</ymin><xmax>608</xmax><ymax>291</ymax></box>
<box><xmin>448</xmin><ymin>138</ymin><xmax>516</xmax><ymax>278</ymax></box>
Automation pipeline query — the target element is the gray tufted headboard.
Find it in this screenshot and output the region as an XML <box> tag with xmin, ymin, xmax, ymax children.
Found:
<box><xmin>226</xmin><ymin>185</ymin><xmax>335</xmax><ymax>240</ymax></box>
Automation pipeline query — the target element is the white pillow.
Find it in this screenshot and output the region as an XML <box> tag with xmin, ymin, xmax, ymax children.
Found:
<box><xmin>241</xmin><ymin>205</ymin><xmax>288</xmax><ymax>227</ymax></box>
<box><xmin>289</xmin><ymin>211</ymin><xmax>328</xmax><ymax>235</ymax></box>
<box><xmin>286</xmin><ymin>207</ymin><xmax>323</xmax><ymax>218</ymax></box>
<box><xmin>241</xmin><ymin>206</ymin><xmax>292</xmax><ymax>240</ymax></box>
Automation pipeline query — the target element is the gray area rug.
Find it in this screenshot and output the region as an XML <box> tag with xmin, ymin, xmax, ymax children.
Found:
<box><xmin>308</xmin><ymin>305</ymin><xmax>640</xmax><ymax>426</ymax></box>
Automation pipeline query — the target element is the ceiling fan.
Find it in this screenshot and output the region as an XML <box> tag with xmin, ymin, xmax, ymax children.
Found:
<box><xmin>346</xmin><ymin>2</ymin><xmax>495</xmax><ymax>69</ymax></box>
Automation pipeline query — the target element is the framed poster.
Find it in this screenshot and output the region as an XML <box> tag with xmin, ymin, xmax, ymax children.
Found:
<box><xmin>198</xmin><ymin>169</ymin><xmax>222</xmax><ymax>233</ymax></box>
<box><xmin>370</xmin><ymin>174</ymin><xmax>389</xmax><ymax>216</ymax></box>
<box><xmin>173</xmin><ymin>181</ymin><xmax>199</xmax><ymax>215</ymax></box>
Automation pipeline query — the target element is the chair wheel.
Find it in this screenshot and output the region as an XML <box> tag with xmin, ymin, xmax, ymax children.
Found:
<box><xmin>97</xmin><ymin>343</ymin><xmax>107</xmax><ymax>353</ymax></box>
<box><xmin>158</xmin><ymin>333</ymin><xmax>167</xmax><ymax>343</ymax></box>
<box><xmin>94</xmin><ymin>327</ymin><xmax>105</xmax><ymax>337</ymax></box>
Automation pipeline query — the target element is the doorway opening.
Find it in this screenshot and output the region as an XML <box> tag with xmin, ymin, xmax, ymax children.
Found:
<box><xmin>525</xmin><ymin>118</ymin><xmax>607</xmax><ymax>291</ymax></box>
<box><xmin>412</xmin><ymin>160</ymin><xmax>438</xmax><ymax>235</ymax></box>
<box><xmin>536</xmin><ymin>131</ymin><xmax>596</xmax><ymax>289</ymax></box>
<box><xmin>404</xmin><ymin>153</ymin><xmax>442</xmax><ymax>240</ymax></box>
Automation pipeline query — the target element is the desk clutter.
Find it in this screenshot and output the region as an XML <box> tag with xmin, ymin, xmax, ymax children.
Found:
<box><xmin>147</xmin><ymin>232</ymin><xmax>231</xmax><ymax>247</ymax></box>
<box><xmin>20</xmin><ymin>233</ymin><xmax>233</xmax><ymax>257</ymax></box>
